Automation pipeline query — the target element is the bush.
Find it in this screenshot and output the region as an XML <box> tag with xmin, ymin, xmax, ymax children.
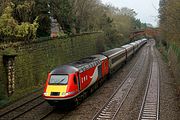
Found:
<box><xmin>0</xmin><ymin>3</ymin><xmax>39</xmax><ymax>42</ymax></box>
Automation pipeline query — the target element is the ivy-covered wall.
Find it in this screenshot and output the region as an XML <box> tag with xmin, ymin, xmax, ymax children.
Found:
<box><xmin>0</xmin><ymin>33</ymin><xmax>102</xmax><ymax>105</ymax></box>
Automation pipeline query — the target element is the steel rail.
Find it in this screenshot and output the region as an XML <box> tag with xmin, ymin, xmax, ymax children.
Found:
<box><xmin>39</xmin><ymin>109</ymin><xmax>55</xmax><ymax>120</ymax></box>
<box><xmin>39</xmin><ymin>109</ymin><xmax>67</xmax><ymax>120</ymax></box>
<box><xmin>0</xmin><ymin>97</ymin><xmax>45</xmax><ymax>120</ymax></box>
<box><xmin>92</xmin><ymin>45</ymin><xmax>148</xmax><ymax>120</ymax></box>
<box><xmin>138</xmin><ymin>42</ymin><xmax>160</xmax><ymax>120</ymax></box>
<box><xmin>0</xmin><ymin>91</ymin><xmax>43</xmax><ymax>118</ymax></box>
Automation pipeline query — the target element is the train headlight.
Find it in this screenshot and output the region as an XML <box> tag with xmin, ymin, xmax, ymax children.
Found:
<box><xmin>61</xmin><ymin>92</ymin><xmax>66</xmax><ymax>96</ymax></box>
<box><xmin>65</xmin><ymin>91</ymin><xmax>76</xmax><ymax>96</ymax></box>
<box><xmin>43</xmin><ymin>92</ymin><xmax>48</xmax><ymax>96</ymax></box>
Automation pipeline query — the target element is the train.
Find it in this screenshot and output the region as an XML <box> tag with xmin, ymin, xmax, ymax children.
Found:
<box><xmin>43</xmin><ymin>38</ymin><xmax>147</xmax><ymax>106</ymax></box>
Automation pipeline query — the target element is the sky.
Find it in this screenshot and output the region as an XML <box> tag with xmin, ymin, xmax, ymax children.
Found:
<box><xmin>101</xmin><ymin>0</ymin><xmax>160</xmax><ymax>27</ymax></box>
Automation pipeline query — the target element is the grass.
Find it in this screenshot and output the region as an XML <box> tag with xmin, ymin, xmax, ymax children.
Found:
<box><xmin>156</xmin><ymin>43</ymin><xmax>169</xmax><ymax>63</ymax></box>
<box><xmin>157</xmin><ymin>42</ymin><xmax>180</xmax><ymax>110</ymax></box>
<box><xmin>171</xmin><ymin>43</ymin><xmax>180</xmax><ymax>63</ymax></box>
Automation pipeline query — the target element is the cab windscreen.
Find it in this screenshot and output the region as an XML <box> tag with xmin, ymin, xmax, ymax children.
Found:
<box><xmin>49</xmin><ymin>75</ymin><xmax>68</xmax><ymax>85</ymax></box>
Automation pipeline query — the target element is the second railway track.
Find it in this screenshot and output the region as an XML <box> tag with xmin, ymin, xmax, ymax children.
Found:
<box><xmin>138</xmin><ymin>41</ymin><xmax>160</xmax><ymax>120</ymax></box>
<box><xmin>92</xmin><ymin>44</ymin><xmax>149</xmax><ymax>120</ymax></box>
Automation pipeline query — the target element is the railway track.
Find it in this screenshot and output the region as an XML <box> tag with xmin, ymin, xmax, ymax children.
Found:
<box><xmin>39</xmin><ymin>109</ymin><xmax>55</xmax><ymax>120</ymax></box>
<box><xmin>92</xmin><ymin>45</ymin><xmax>149</xmax><ymax>120</ymax></box>
<box><xmin>138</xmin><ymin>42</ymin><xmax>160</xmax><ymax>120</ymax></box>
<box><xmin>39</xmin><ymin>108</ymin><xmax>68</xmax><ymax>120</ymax></box>
<box><xmin>0</xmin><ymin>93</ymin><xmax>45</xmax><ymax>120</ymax></box>
<box><xmin>0</xmin><ymin>90</ymin><xmax>43</xmax><ymax>117</ymax></box>
<box><xmin>0</xmin><ymin>89</ymin><xmax>69</xmax><ymax>120</ymax></box>
<box><xmin>15</xmin><ymin>102</ymin><xmax>55</xmax><ymax>120</ymax></box>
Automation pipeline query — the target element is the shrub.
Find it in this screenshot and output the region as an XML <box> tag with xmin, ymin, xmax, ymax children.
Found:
<box><xmin>0</xmin><ymin>3</ymin><xmax>39</xmax><ymax>42</ymax></box>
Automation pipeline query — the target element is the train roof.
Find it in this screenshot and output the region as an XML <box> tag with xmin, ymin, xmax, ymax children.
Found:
<box><xmin>91</xmin><ymin>54</ymin><xmax>107</xmax><ymax>60</ymax></box>
<box><xmin>70</xmin><ymin>57</ymin><xmax>100</xmax><ymax>67</ymax></box>
<box><xmin>141</xmin><ymin>38</ymin><xmax>147</xmax><ymax>41</ymax></box>
<box><xmin>130</xmin><ymin>42</ymin><xmax>138</xmax><ymax>46</ymax></box>
<box><xmin>51</xmin><ymin>56</ymin><xmax>102</xmax><ymax>74</ymax></box>
<box><xmin>121</xmin><ymin>44</ymin><xmax>133</xmax><ymax>49</ymax></box>
<box><xmin>51</xmin><ymin>65</ymin><xmax>79</xmax><ymax>74</ymax></box>
<box><xmin>102</xmin><ymin>48</ymin><xmax>125</xmax><ymax>57</ymax></box>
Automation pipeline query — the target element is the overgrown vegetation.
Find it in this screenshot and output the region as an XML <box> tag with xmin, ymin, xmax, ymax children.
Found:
<box><xmin>159</xmin><ymin>0</ymin><xmax>180</xmax><ymax>46</ymax></box>
<box><xmin>0</xmin><ymin>2</ymin><xmax>39</xmax><ymax>42</ymax></box>
<box><xmin>159</xmin><ymin>0</ymin><xmax>180</xmax><ymax>65</ymax></box>
<box><xmin>159</xmin><ymin>0</ymin><xmax>180</xmax><ymax>97</ymax></box>
<box><xmin>50</xmin><ymin>0</ymin><xmax>147</xmax><ymax>49</ymax></box>
<box><xmin>0</xmin><ymin>0</ymin><xmax>147</xmax><ymax>48</ymax></box>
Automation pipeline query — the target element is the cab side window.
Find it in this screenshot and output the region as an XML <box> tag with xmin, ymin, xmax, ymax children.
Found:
<box><xmin>74</xmin><ymin>75</ymin><xmax>77</xmax><ymax>84</ymax></box>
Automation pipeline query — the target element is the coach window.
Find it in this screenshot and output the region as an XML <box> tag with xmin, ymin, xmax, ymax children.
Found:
<box><xmin>90</xmin><ymin>63</ymin><xmax>92</xmax><ymax>68</ymax></box>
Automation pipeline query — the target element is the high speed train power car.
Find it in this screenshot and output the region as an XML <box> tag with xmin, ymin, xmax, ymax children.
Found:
<box><xmin>43</xmin><ymin>38</ymin><xmax>147</xmax><ymax>106</ymax></box>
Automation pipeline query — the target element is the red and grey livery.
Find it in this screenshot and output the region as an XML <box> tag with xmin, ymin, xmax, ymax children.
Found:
<box><xmin>43</xmin><ymin>38</ymin><xmax>147</xmax><ymax>106</ymax></box>
<box><xmin>43</xmin><ymin>55</ymin><xmax>109</xmax><ymax>105</ymax></box>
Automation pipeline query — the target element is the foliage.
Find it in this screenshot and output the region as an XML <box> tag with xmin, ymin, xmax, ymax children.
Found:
<box><xmin>0</xmin><ymin>0</ymin><xmax>6</xmax><ymax>15</ymax></box>
<box><xmin>34</xmin><ymin>0</ymin><xmax>51</xmax><ymax>37</ymax></box>
<box><xmin>12</xmin><ymin>0</ymin><xmax>51</xmax><ymax>37</ymax></box>
<box><xmin>71</xmin><ymin>0</ymin><xmax>103</xmax><ymax>33</ymax></box>
<box><xmin>50</xmin><ymin>0</ymin><xmax>74</xmax><ymax>35</ymax></box>
<box><xmin>159</xmin><ymin>0</ymin><xmax>180</xmax><ymax>90</ymax></box>
<box><xmin>0</xmin><ymin>0</ymin><xmax>146</xmax><ymax>44</ymax></box>
<box><xmin>13</xmin><ymin>1</ymin><xmax>35</xmax><ymax>22</ymax></box>
<box><xmin>159</xmin><ymin>0</ymin><xmax>180</xmax><ymax>47</ymax></box>
<box><xmin>100</xmin><ymin>6</ymin><xmax>141</xmax><ymax>49</ymax></box>
<box><xmin>0</xmin><ymin>3</ymin><xmax>39</xmax><ymax>42</ymax></box>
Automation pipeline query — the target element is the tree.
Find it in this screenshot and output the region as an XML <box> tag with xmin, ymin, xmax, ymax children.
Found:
<box><xmin>50</xmin><ymin>0</ymin><xmax>74</xmax><ymax>35</ymax></box>
<box><xmin>0</xmin><ymin>0</ymin><xmax>146</xmax><ymax>43</ymax></box>
<box><xmin>34</xmin><ymin>0</ymin><xmax>51</xmax><ymax>37</ymax></box>
<box><xmin>0</xmin><ymin>0</ymin><xmax>11</xmax><ymax>15</ymax></box>
<box><xmin>72</xmin><ymin>0</ymin><xmax>103</xmax><ymax>32</ymax></box>
<box><xmin>0</xmin><ymin>2</ymin><xmax>39</xmax><ymax>42</ymax></box>
<box><xmin>159</xmin><ymin>0</ymin><xmax>180</xmax><ymax>45</ymax></box>
<box><xmin>12</xmin><ymin>0</ymin><xmax>50</xmax><ymax>37</ymax></box>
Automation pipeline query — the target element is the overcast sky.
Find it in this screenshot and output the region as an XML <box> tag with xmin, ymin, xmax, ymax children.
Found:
<box><xmin>101</xmin><ymin>0</ymin><xmax>160</xmax><ymax>27</ymax></box>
